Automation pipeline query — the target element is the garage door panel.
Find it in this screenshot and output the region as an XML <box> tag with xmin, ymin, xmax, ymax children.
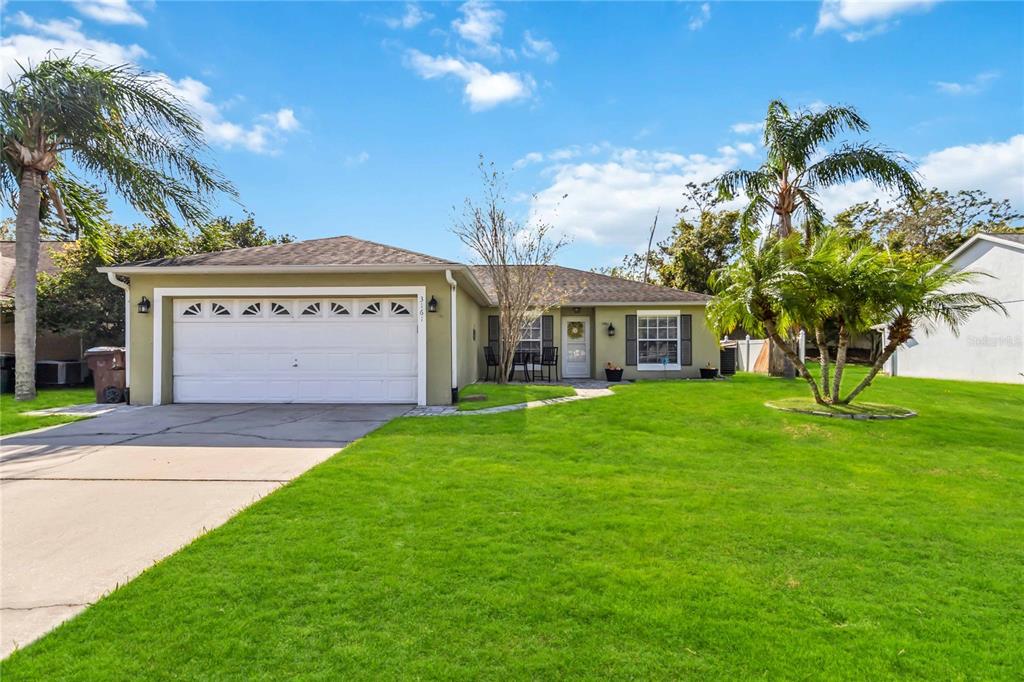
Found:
<box><xmin>326</xmin><ymin>353</ymin><xmax>356</xmax><ymax>371</ymax></box>
<box><xmin>172</xmin><ymin>297</ymin><xmax>418</xmax><ymax>404</ymax></box>
<box><xmin>388</xmin><ymin>352</ymin><xmax>416</xmax><ymax>372</ymax></box>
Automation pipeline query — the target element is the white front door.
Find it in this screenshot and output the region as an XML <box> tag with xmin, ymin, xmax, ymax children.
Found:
<box><xmin>172</xmin><ymin>297</ymin><xmax>418</xmax><ymax>403</ymax></box>
<box><xmin>562</xmin><ymin>317</ymin><xmax>590</xmax><ymax>378</ymax></box>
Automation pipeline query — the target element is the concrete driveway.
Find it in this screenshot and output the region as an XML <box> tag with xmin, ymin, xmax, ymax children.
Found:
<box><xmin>0</xmin><ymin>403</ymin><xmax>409</xmax><ymax>658</ymax></box>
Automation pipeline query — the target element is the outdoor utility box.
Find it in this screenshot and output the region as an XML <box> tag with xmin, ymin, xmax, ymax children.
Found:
<box><xmin>84</xmin><ymin>347</ymin><xmax>127</xmax><ymax>404</ymax></box>
<box><xmin>36</xmin><ymin>360</ymin><xmax>86</xmax><ymax>386</ymax></box>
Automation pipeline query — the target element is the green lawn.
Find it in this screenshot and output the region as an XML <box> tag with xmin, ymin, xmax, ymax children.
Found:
<box><xmin>4</xmin><ymin>370</ymin><xmax>1022</xmax><ymax>679</ymax></box>
<box><xmin>0</xmin><ymin>387</ymin><xmax>95</xmax><ymax>436</ymax></box>
<box><xmin>766</xmin><ymin>396</ymin><xmax>915</xmax><ymax>418</ymax></box>
<box><xmin>457</xmin><ymin>382</ymin><xmax>575</xmax><ymax>411</ymax></box>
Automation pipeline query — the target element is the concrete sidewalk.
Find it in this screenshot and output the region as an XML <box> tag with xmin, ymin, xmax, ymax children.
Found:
<box><xmin>0</xmin><ymin>403</ymin><xmax>408</xmax><ymax>658</ymax></box>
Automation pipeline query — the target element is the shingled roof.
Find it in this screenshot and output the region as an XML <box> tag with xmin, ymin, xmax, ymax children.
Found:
<box><xmin>106</xmin><ymin>234</ymin><xmax>709</xmax><ymax>304</ymax></box>
<box><xmin>116</xmin><ymin>235</ymin><xmax>458</xmax><ymax>268</ymax></box>
<box><xmin>1</xmin><ymin>241</ymin><xmax>74</xmax><ymax>300</ymax></box>
<box><xmin>470</xmin><ymin>265</ymin><xmax>711</xmax><ymax>304</ymax></box>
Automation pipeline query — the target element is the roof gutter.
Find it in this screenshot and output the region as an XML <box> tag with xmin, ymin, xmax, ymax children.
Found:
<box><xmin>96</xmin><ymin>263</ymin><xmax>494</xmax><ymax>306</ymax></box>
<box><xmin>445</xmin><ymin>269</ymin><xmax>459</xmax><ymax>403</ymax></box>
<box><xmin>105</xmin><ymin>272</ymin><xmax>131</xmax><ymax>394</ymax></box>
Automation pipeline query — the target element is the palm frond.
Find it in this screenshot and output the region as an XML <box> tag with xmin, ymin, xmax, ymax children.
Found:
<box><xmin>803</xmin><ymin>144</ymin><xmax>921</xmax><ymax>200</ymax></box>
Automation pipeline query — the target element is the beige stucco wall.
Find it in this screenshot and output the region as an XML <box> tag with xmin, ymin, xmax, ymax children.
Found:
<box><xmin>455</xmin><ymin>285</ymin><xmax>481</xmax><ymax>389</ymax></box>
<box><xmin>123</xmin><ymin>271</ymin><xmax>458</xmax><ymax>405</ymax></box>
<box><xmin>595</xmin><ymin>304</ymin><xmax>716</xmax><ymax>380</ymax></box>
<box><xmin>474</xmin><ymin>303</ymin><xmax>715</xmax><ymax>381</ymax></box>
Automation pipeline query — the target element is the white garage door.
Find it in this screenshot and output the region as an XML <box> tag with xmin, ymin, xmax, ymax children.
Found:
<box><xmin>172</xmin><ymin>297</ymin><xmax>418</xmax><ymax>403</ymax></box>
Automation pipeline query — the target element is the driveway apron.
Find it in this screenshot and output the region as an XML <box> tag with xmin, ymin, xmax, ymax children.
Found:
<box><xmin>0</xmin><ymin>403</ymin><xmax>408</xmax><ymax>657</ymax></box>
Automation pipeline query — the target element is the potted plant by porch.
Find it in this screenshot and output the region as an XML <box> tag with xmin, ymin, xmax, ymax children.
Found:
<box><xmin>605</xmin><ymin>362</ymin><xmax>624</xmax><ymax>382</ymax></box>
<box><xmin>700</xmin><ymin>362</ymin><xmax>718</xmax><ymax>379</ymax></box>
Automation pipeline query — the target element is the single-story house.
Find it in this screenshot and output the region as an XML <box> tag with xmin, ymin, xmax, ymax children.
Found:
<box><xmin>1</xmin><ymin>240</ymin><xmax>85</xmax><ymax>362</ymax></box>
<box><xmin>98</xmin><ymin>235</ymin><xmax>716</xmax><ymax>405</ymax></box>
<box><xmin>890</xmin><ymin>231</ymin><xmax>1023</xmax><ymax>384</ymax></box>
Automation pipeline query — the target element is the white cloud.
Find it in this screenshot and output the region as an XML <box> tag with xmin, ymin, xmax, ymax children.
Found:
<box><xmin>344</xmin><ymin>151</ymin><xmax>370</xmax><ymax>167</ymax></box>
<box><xmin>384</xmin><ymin>3</ymin><xmax>432</xmax><ymax>30</ymax></box>
<box><xmin>1</xmin><ymin>13</ymin><xmax>147</xmax><ymax>82</ymax></box>
<box><xmin>512</xmin><ymin>152</ymin><xmax>544</xmax><ymax>170</ymax></box>
<box><xmin>528</xmin><ymin>133</ymin><xmax>1024</xmax><ymax>248</ymax></box>
<box><xmin>404</xmin><ymin>49</ymin><xmax>534</xmax><ymax>111</ymax></box>
<box><xmin>818</xmin><ymin>135</ymin><xmax>1024</xmax><ymax>214</ymax></box>
<box><xmin>530</xmin><ymin>146</ymin><xmax>744</xmax><ymax>245</ymax></box>
<box><xmin>72</xmin><ymin>0</ymin><xmax>147</xmax><ymax>26</ymax></box>
<box><xmin>735</xmin><ymin>142</ymin><xmax>758</xmax><ymax>156</ymax></box>
<box><xmin>1</xmin><ymin>13</ymin><xmax>299</xmax><ymax>154</ymax></box>
<box><xmin>815</xmin><ymin>0</ymin><xmax>939</xmax><ymax>41</ymax></box>
<box><xmin>688</xmin><ymin>2</ymin><xmax>711</xmax><ymax>31</ymax></box>
<box><xmin>451</xmin><ymin>0</ymin><xmax>509</xmax><ymax>59</ymax></box>
<box><xmin>917</xmin><ymin>135</ymin><xmax>1024</xmax><ymax>206</ymax></box>
<box><xmin>273</xmin><ymin>108</ymin><xmax>300</xmax><ymax>131</ymax></box>
<box><xmin>731</xmin><ymin>121</ymin><xmax>763</xmax><ymax>135</ymax></box>
<box><xmin>934</xmin><ymin>71</ymin><xmax>999</xmax><ymax>96</ymax></box>
<box><xmin>790</xmin><ymin>25</ymin><xmax>807</xmax><ymax>39</ymax></box>
<box><xmin>521</xmin><ymin>30</ymin><xmax>558</xmax><ymax>63</ymax></box>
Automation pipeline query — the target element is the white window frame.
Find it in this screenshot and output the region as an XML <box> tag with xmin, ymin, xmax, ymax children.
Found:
<box><xmin>517</xmin><ymin>317</ymin><xmax>543</xmax><ymax>357</ymax></box>
<box><xmin>636</xmin><ymin>309</ymin><xmax>681</xmax><ymax>371</ymax></box>
<box><xmin>153</xmin><ymin>286</ymin><xmax>428</xmax><ymax>406</ymax></box>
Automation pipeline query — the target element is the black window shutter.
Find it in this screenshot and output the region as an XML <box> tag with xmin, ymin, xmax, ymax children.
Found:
<box><xmin>625</xmin><ymin>314</ymin><xmax>637</xmax><ymax>366</ymax></box>
<box><xmin>488</xmin><ymin>315</ymin><xmax>500</xmax><ymax>353</ymax></box>
<box><xmin>680</xmin><ymin>314</ymin><xmax>692</xmax><ymax>366</ymax></box>
<box><xmin>542</xmin><ymin>315</ymin><xmax>554</xmax><ymax>348</ymax></box>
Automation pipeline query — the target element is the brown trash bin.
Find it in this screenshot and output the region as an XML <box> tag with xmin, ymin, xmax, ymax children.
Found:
<box><xmin>84</xmin><ymin>347</ymin><xmax>127</xmax><ymax>404</ymax></box>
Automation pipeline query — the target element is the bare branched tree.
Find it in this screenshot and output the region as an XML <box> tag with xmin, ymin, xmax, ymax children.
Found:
<box><xmin>452</xmin><ymin>156</ymin><xmax>570</xmax><ymax>383</ymax></box>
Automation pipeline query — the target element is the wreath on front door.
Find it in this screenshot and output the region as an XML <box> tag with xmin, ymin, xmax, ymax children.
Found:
<box><xmin>567</xmin><ymin>321</ymin><xmax>585</xmax><ymax>339</ymax></box>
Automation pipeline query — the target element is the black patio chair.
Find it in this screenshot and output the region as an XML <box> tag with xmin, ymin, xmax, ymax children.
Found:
<box><xmin>539</xmin><ymin>346</ymin><xmax>559</xmax><ymax>382</ymax></box>
<box><xmin>510</xmin><ymin>350</ymin><xmax>532</xmax><ymax>382</ymax></box>
<box><xmin>484</xmin><ymin>345</ymin><xmax>500</xmax><ymax>381</ymax></box>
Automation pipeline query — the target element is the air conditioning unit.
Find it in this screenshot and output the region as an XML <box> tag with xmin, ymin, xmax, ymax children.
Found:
<box><xmin>35</xmin><ymin>361</ymin><xmax>85</xmax><ymax>386</ymax></box>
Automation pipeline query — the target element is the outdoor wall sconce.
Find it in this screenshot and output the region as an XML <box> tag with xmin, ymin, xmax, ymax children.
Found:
<box><xmin>428</xmin><ymin>296</ymin><xmax>438</xmax><ymax>313</ymax></box>
<box><xmin>607</xmin><ymin>322</ymin><xmax>616</xmax><ymax>337</ymax></box>
<box><xmin>572</xmin><ymin>306</ymin><xmax>581</xmax><ymax>314</ymax></box>
<box><xmin>137</xmin><ymin>296</ymin><xmax>151</xmax><ymax>314</ymax></box>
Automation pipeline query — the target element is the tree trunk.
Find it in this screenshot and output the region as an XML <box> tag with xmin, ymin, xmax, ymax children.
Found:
<box><xmin>777</xmin><ymin>209</ymin><xmax>792</xmax><ymax>239</ymax></box>
<box><xmin>767</xmin><ymin>337</ymin><xmax>794</xmax><ymax>378</ymax></box>
<box><xmin>814</xmin><ymin>327</ymin><xmax>831</xmax><ymax>401</ymax></box>
<box><xmin>14</xmin><ymin>169</ymin><xmax>44</xmax><ymax>401</ymax></box>
<box><xmin>831</xmin><ymin>324</ymin><xmax>849</xmax><ymax>404</ymax></box>
<box><xmin>841</xmin><ymin>314</ymin><xmax>914</xmax><ymax>404</ymax></box>
<box><xmin>841</xmin><ymin>336</ymin><xmax>900</xmax><ymax>404</ymax></box>
<box><xmin>765</xmin><ymin>320</ymin><xmax>825</xmax><ymax>404</ymax></box>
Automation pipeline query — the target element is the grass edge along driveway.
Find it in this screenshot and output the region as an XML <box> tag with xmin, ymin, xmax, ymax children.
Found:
<box><xmin>0</xmin><ymin>387</ymin><xmax>95</xmax><ymax>436</ymax></box>
<box><xmin>3</xmin><ymin>370</ymin><xmax>1021</xmax><ymax>679</ymax></box>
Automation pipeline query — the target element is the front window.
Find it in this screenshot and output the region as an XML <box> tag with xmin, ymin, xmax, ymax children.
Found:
<box><xmin>637</xmin><ymin>314</ymin><xmax>679</xmax><ymax>369</ymax></box>
<box><xmin>517</xmin><ymin>317</ymin><xmax>542</xmax><ymax>357</ymax></box>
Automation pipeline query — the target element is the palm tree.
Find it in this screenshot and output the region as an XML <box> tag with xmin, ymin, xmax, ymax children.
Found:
<box><xmin>715</xmin><ymin>100</ymin><xmax>921</xmax><ymax>243</ymax></box>
<box><xmin>1</xmin><ymin>56</ymin><xmax>235</xmax><ymax>400</ymax></box>
<box><xmin>841</xmin><ymin>257</ymin><xmax>1005</xmax><ymax>404</ymax></box>
<box><xmin>800</xmin><ymin>229</ymin><xmax>892</xmax><ymax>402</ymax></box>
<box><xmin>707</xmin><ymin>229</ymin><xmax>827</xmax><ymax>403</ymax></box>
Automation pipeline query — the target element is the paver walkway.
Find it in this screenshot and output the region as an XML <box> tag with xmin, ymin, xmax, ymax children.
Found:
<box><xmin>408</xmin><ymin>384</ymin><xmax>615</xmax><ymax>416</ymax></box>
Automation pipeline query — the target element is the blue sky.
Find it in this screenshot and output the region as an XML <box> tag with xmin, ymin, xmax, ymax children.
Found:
<box><xmin>3</xmin><ymin>0</ymin><xmax>1022</xmax><ymax>268</ymax></box>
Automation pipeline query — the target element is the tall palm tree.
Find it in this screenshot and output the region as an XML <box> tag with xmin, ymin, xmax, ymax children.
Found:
<box><xmin>715</xmin><ymin>100</ymin><xmax>921</xmax><ymax>242</ymax></box>
<box><xmin>841</xmin><ymin>257</ymin><xmax>1005</xmax><ymax>404</ymax></box>
<box><xmin>1</xmin><ymin>57</ymin><xmax>235</xmax><ymax>400</ymax></box>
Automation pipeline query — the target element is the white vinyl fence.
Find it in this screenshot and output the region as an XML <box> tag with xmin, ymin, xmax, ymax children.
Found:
<box><xmin>728</xmin><ymin>332</ymin><xmax>805</xmax><ymax>372</ymax></box>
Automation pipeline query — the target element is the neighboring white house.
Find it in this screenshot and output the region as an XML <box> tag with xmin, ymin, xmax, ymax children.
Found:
<box><xmin>891</xmin><ymin>232</ymin><xmax>1023</xmax><ymax>384</ymax></box>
